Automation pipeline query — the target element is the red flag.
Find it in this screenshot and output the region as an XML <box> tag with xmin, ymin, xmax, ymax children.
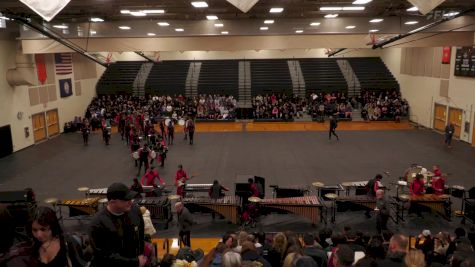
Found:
<box><xmin>442</xmin><ymin>46</ymin><xmax>451</xmax><ymax>64</ymax></box>
<box><xmin>35</xmin><ymin>54</ymin><xmax>47</xmax><ymax>84</ymax></box>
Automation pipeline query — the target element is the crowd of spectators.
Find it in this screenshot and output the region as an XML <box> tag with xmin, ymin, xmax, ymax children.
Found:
<box><xmin>360</xmin><ymin>90</ymin><xmax>409</xmax><ymax>122</ymax></box>
<box><xmin>252</xmin><ymin>94</ymin><xmax>307</xmax><ymax>120</ymax></box>
<box><xmin>307</xmin><ymin>92</ymin><xmax>356</xmax><ymax>120</ymax></box>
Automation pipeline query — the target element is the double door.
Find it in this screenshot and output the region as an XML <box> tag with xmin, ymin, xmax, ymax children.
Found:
<box><xmin>32</xmin><ymin>109</ymin><xmax>59</xmax><ymax>143</ymax></box>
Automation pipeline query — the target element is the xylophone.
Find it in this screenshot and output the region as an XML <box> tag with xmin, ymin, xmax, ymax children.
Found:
<box><xmin>341</xmin><ymin>181</ymin><xmax>368</xmax><ymax>196</ymax></box>
<box><xmin>336</xmin><ymin>195</ymin><xmax>377</xmax><ymax>211</ymax></box>
<box><xmin>133</xmin><ymin>197</ymin><xmax>171</xmax><ymax>221</ymax></box>
<box><xmin>88</xmin><ymin>186</ymin><xmax>155</xmax><ymax>197</ymax></box>
<box><xmin>57</xmin><ymin>197</ymin><xmax>100</xmax><ymax>217</ymax></box>
<box><xmin>259</xmin><ymin>196</ymin><xmax>322</xmax><ymax>225</ymax></box>
<box><xmin>184</xmin><ymin>184</ymin><xmax>213</xmax><ymax>196</ymax></box>
<box><xmin>182</xmin><ymin>196</ymin><xmax>241</xmax><ymax>224</ymax></box>
<box><xmin>394</xmin><ymin>194</ymin><xmax>451</xmax><ymax>222</ymax></box>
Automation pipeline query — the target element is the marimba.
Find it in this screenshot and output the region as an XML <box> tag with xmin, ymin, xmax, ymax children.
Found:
<box><xmin>133</xmin><ymin>197</ymin><xmax>171</xmax><ymax>221</ymax></box>
<box><xmin>341</xmin><ymin>181</ymin><xmax>368</xmax><ymax>196</ymax></box>
<box><xmin>336</xmin><ymin>195</ymin><xmax>377</xmax><ymax>211</ymax></box>
<box><xmin>182</xmin><ymin>196</ymin><xmax>241</xmax><ymax>224</ymax></box>
<box><xmin>57</xmin><ymin>197</ymin><xmax>100</xmax><ymax>217</ymax></box>
<box><xmin>88</xmin><ymin>186</ymin><xmax>155</xmax><ymax>197</ymax></box>
<box><xmin>259</xmin><ymin>196</ymin><xmax>322</xmax><ymax>225</ymax></box>
<box><xmin>184</xmin><ymin>184</ymin><xmax>213</xmax><ymax>196</ymax></box>
<box><xmin>394</xmin><ymin>194</ymin><xmax>451</xmax><ymax>222</ymax></box>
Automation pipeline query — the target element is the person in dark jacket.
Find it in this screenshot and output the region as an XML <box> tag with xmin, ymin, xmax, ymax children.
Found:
<box><xmin>175</xmin><ymin>202</ymin><xmax>193</xmax><ymax>247</ymax></box>
<box><xmin>303</xmin><ymin>233</ymin><xmax>328</xmax><ymax>267</ymax></box>
<box><xmin>240</xmin><ymin>241</ymin><xmax>271</xmax><ymax>267</ymax></box>
<box><xmin>89</xmin><ymin>182</ymin><xmax>147</xmax><ymax>267</ymax></box>
<box><xmin>377</xmin><ymin>234</ymin><xmax>408</xmax><ymax>267</ymax></box>
<box><xmin>329</xmin><ymin>116</ymin><xmax>339</xmax><ymax>140</ymax></box>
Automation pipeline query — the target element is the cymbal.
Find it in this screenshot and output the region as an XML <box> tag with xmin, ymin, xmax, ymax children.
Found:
<box><xmin>399</xmin><ymin>194</ymin><xmax>410</xmax><ymax>201</ymax></box>
<box><xmin>98</xmin><ymin>198</ymin><xmax>108</xmax><ymax>203</ymax></box>
<box><xmin>312</xmin><ymin>182</ymin><xmax>324</xmax><ymax>188</ymax></box>
<box><xmin>248</xmin><ymin>197</ymin><xmax>262</xmax><ymax>203</ymax></box>
<box><xmin>439</xmin><ymin>194</ymin><xmax>450</xmax><ymax>199</ymax></box>
<box><xmin>325</xmin><ymin>193</ymin><xmax>337</xmax><ymax>199</ymax></box>
<box><xmin>44</xmin><ymin>197</ymin><xmax>58</xmax><ymax>204</ymax></box>
<box><xmin>168</xmin><ymin>194</ymin><xmax>181</xmax><ymax>200</ymax></box>
<box><xmin>452</xmin><ymin>185</ymin><xmax>465</xmax><ymax>190</ymax></box>
<box><xmin>341</xmin><ymin>182</ymin><xmax>352</xmax><ymax>187</ymax></box>
<box><xmin>426</xmin><ymin>171</ymin><xmax>435</xmax><ymax>177</ymax></box>
<box><xmin>77</xmin><ymin>187</ymin><xmax>90</xmax><ymax>192</ymax></box>
<box><xmin>397</xmin><ymin>181</ymin><xmax>408</xmax><ymax>186</ymax></box>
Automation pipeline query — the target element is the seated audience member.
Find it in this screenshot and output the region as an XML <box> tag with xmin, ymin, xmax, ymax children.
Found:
<box><xmin>377</xmin><ymin>233</ymin><xmax>408</xmax><ymax>267</ymax></box>
<box><xmin>416</xmin><ymin>229</ymin><xmax>435</xmax><ymax>259</ymax></box>
<box><xmin>240</xmin><ymin>241</ymin><xmax>271</xmax><ymax>267</ymax></box>
<box><xmin>333</xmin><ymin>244</ymin><xmax>354</xmax><ymax>267</ymax></box>
<box><xmin>221</xmin><ymin>251</ymin><xmax>241</xmax><ymax>267</ymax></box>
<box><xmin>404</xmin><ymin>249</ymin><xmax>426</xmax><ymax>267</ymax></box>
<box><xmin>303</xmin><ymin>233</ymin><xmax>328</xmax><ymax>267</ymax></box>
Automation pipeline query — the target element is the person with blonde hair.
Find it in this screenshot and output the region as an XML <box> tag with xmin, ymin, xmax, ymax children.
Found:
<box><xmin>221</xmin><ymin>251</ymin><xmax>241</xmax><ymax>267</ymax></box>
<box><xmin>404</xmin><ymin>249</ymin><xmax>426</xmax><ymax>267</ymax></box>
<box><xmin>267</xmin><ymin>232</ymin><xmax>287</xmax><ymax>266</ymax></box>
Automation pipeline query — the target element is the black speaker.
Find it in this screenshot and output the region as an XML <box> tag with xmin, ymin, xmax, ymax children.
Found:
<box><xmin>468</xmin><ymin>187</ymin><xmax>475</xmax><ymax>199</ymax></box>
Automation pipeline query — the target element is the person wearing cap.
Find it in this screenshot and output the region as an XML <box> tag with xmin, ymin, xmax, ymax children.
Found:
<box><xmin>175</xmin><ymin>202</ymin><xmax>193</xmax><ymax>247</ymax></box>
<box><xmin>416</xmin><ymin>229</ymin><xmax>434</xmax><ymax>258</ymax></box>
<box><xmin>89</xmin><ymin>182</ymin><xmax>147</xmax><ymax>267</ymax></box>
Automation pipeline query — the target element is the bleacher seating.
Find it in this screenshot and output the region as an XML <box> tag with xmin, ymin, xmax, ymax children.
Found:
<box><xmin>347</xmin><ymin>57</ymin><xmax>400</xmax><ymax>91</ymax></box>
<box><xmin>96</xmin><ymin>61</ymin><xmax>143</xmax><ymax>95</ymax></box>
<box><xmin>299</xmin><ymin>58</ymin><xmax>347</xmax><ymax>93</ymax></box>
<box><xmin>197</xmin><ymin>60</ymin><xmax>238</xmax><ymax>96</ymax></box>
<box><xmin>249</xmin><ymin>59</ymin><xmax>293</xmax><ymax>96</ymax></box>
<box><xmin>145</xmin><ymin>60</ymin><xmax>190</xmax><ymax>96</ymax></box>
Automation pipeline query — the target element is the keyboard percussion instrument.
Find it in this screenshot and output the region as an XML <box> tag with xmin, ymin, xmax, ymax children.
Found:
<box><xmin>134</xmin><ymin>197</ymin><xmax>171</xmax><ymax>221</ymax></box>
<box><xmin>341</xmin><ymin>181</ymin><xmax>368</xmax><ymax>196</ymax></box>
<box><xmin>394</xmin><ymin>194</ymin><xmax>451</xmax><ymax>222</ymax></box>
<box><xmin>182</xmin><ymin>196</ymin><xmax>241</xmax><ymax>224</ymax></box>
<box><xmin>88</xmin><ymin>186</ymin><xmax>156</xmax><ymax>197</ymax></box>
<box><xmin>184</xmin><ymin>183</ymin><xmax>213</xmax><ymax>196</ymax></box>
<box><xmin>57</xmin><ymin>197</ymin><xmax>100</xmax><ymax>217</ymax></box>
<box><xmin>258</xmin><ymin>196</ymin><xmax>322</xmax><ymax>225</ymax></box>
<box><xmin>336</xmin><ymin>195</ymin><xmax>377</xmax><ymax>210</ymax></box>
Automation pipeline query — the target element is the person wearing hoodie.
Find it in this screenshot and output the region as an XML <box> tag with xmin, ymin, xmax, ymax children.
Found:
<box><xmin>240</xmin><ymin>241</ymin><xmax>271</xmax><ymax>267</ymax></box>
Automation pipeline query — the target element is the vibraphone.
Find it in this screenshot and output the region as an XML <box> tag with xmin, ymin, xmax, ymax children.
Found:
<box><xmin>341</xmin><ymin>181</ymin><xmax>368</xmax><ymax>196</ymax></box>
<box><xmin>182</xmin><ymin>196</ymin><xmax>241</xmax><ymax>224</ymax></box>
<box><xmin>57</xmin><ymin>197</ymin><xmax>100</xmax><ymax>217</ymax></box>
<box><xmin>259</xmin><ymin>196</ymin><xmax>322</xmax><ymax>225</ymax></box>
<box><xmin>269</xmin><ymin>185</ymin><xmax>309</xmax><ymax>198</ymax></box>
<box><xmin>88</xmin><ymin>186</ymin><xmax>155</xmax><ymax>197</ymax></box>
<box><xmin>336</xmin><ymin>195</ymin><xmax>377</xmax><ymax>211</ymax></box>
<box><xmin>394</xmin><ymin>194</ymin><xmax>451</xmax><ymax>222</ymax></box>
<box><xmin>184</xmin><ymin>184</ymin><xmax>213</xmax><ymax>196</ymax></box>
<box><xmin>133</xmin><ymin>197</ymin><xmax>171</xmax><ymax>221</ymax></box>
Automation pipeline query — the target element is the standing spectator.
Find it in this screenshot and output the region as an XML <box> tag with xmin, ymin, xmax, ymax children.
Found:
<box><xmin>89</xmin><ymin>182</ymin><xmax>147</xmax><ymax>267</ymax></box>
<box><xmin>444</xmin><ymin>123</ymin><xmax>455</xmax><ymax>148</ymax></box>
<box><xmin>167</xmin><ymin>120</ymin><xmax>174</xmax><ymax>145</ymax></box>
<box><xmin>175</xmin><ymin>202</ymin><xmax>193</xmax><ymax>247</ymax></box>
<box><xmin>329</xmin><ymin>116</ymin><xmax>339</xmax><ymax>141</ymax></box>
<box><xmin>376</xmin><ymin>189</ymin><xmax>390</xmax><ymax>234</ymax></box>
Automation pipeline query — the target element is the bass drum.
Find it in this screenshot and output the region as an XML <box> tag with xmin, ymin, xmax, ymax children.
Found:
<box><xmin>404</xmin><ymin>165</ymin><xmax>428</xmax><ymax>184</ymax></box>
<box><xmin>150</xmin><ymin>150</ymin><xmax>157</xmax><ymax>159</ymax></box>
<box><xmin>178</xmin><ymin>119</ymin><xmax>185</xmax><ymax>126</ymax></box>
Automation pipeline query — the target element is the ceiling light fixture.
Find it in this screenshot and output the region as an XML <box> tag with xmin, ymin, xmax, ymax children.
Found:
<box><xmin>207</xmin><ymin>15</ymin><xmax>218</xmax><ymax>20</ymax></box>
<box><xmin>119</xmin><ymin>26</ymin><xmax>131</xmax><ymax>30</ymax></box>
<box><xmin>320</xmin><ymin>7</ymin><xmax>341</xmax><ymax>11</ymax></box>
<box><xmin>214</xmin><ymin>23</ymin><xmax>224</xmax><ymax>27</ymax></box>
<box><xmin>295</xmin><ymin>30</ymin><xmax>303</xmax><ymax>33</ymax></box>
<box><xmin>324</xmin><ymin>14</ymin><xmax>338</xmax><ymax>18</ymax></box>
<box><xmin>264</xmin><ymin>20</ymin><xmax>274</xmax><ymax>24</ymax></box>
<box><xmin>269</xmin><ymin>7</ymin><xmax>284</xmax><ymax>13</ymax></box>
<box><xmin>90</xmin><ymin>17</ymin><xmax>104</xmax><ymax>22</ymax></box>
<box><xmin>130</xmin><ymin>11</ymin><xmax>146</xmax><ymax>16</ymax></box>
<box><xmin>147</xmin><ymin>33</ymin><xmax>156</xmax><ymax>36</ymax></box>
<box><xmin>352</xmin><ymin>0</ymin><xmax>372</xmax><ymax>4</ymax></box>
<box><xmin>342</xmin><ymin>6</ymin><xmax>365</xmax><ymax>11</ymax></box>
<box><xmin>175</xmin><ymin>28</ymin><xmax>184</xmax><ymax>32</ymax></box>
<box><xmin>260</xmin><ymin>26</ymin><xmax>268</xmax><ymax>30</ymax></box>
<box><xmin>369</xmin><ymin>29</ymin><xmax>379</xmax><ymax>32</ymax></box>
<box><xmin>369</xmin><ymin>18</ymin><xmax>383</xmax><ymax>23</ymax></box>
<box><xmin>345</xmin><ymin>25</ymin><xmax>356</xmax><ymax>29</ymax></box>
<box><xmin>191</xmin><ymin>1</ymin><xmax>208</xmax><ymax>8</ymax></box>
<box><xmin>120</xmin><ymin>10</ymin><xmax>130</xmax><ymax>14</ymax></box>
<box><xmin>444</xmin><ymin>12</ymin><xmax>459</xmax><ymax>17</ymax></box>
<box><xmin>53</xmin><ymin>25</ymin><xmax>68</xmax><ymax>29</ymax></box>
<box><xmin>157</xmin><ymin>22</ymin><xmax>170</xmax><ymax>26</ymax></box>
<box><xmin>404</xmin><ymin>21</ymin><xmax>418</xmax><ymax>25</ymax></box>
<box><xmin>90</xmin><ymin>30</ymin><xmax>97</xmax><ymax>35</ymax></box>
<box><xmin>142</xmin><ymin>10</ymin><xmax>165</xmax><ymax>14</ymax></box>
<box><xmin>310</xmin><ymin>22</ymin><xmax>321</xmax><ymax>26</ymax></box>
<box><xmin>221</xmin><ymin>31</ymin><xmax>229</xmax><ymax>34</ymax></box>
<box><xmin>407</xmin><ymin>6</ymin><xmax>418</xmax><ymax>12</ymax></box>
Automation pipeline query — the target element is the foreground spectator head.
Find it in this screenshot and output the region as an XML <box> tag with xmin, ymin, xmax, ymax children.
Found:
<box><xmin>455</xmin><ymin>227</ymin><xmax>466</xmax><ymax>238</ymax></box>
<box><xmin>404</xmin><ymin>249</ymin><xmax>425</xmax><ymax>267</ymax></box>
<box><xmin>222</xmin><ymin>251</ymin><xmax>241</xmax><ymax>267</ymax></box>
<box><xmin>273</xmin><ymin>232</ymin><xmax>288</xmax><ymax>256</ymax></box>
<box><xmin>222</xmin><ymin>232</ymin><xmax>237</xmax><ymax>249</ymax></box>
<box><xmin>0</xmin><ymin>204</ymin><xmax>15</xmax><ymax>254</ymax></box>
<box><xmin>389</xmin><ymin>233</ymin><xmax>409</xmax><ymax>253</ymax></box>
<box><xmin>334</xmin><ymin>244</ymin><xmax>354</xmax><ymax>267</ymax></box>
<box><xmin>160</xmin><ymin>253</ymin><xmax>176</xmax><ymax>267</ymax></box>
<box><xmin>294</xmin><ymin>255</ymin><xmax>318</xmax><ymax>267</ymax></box>
<box><xmin>303</xmin><ymin>233</ymin><xmax>315</xmax><ymax>246</ymax></box>
<box><xmin>241</xmin><ymin>241</ymin><xmax>256</xmax><ymax>254</ymax></box>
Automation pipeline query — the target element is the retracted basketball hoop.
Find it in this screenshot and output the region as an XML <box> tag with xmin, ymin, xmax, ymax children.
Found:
<box><xmin>365</xmin><ymin>33</ymin><xmax>377</xmax><ymax>46</ymax></box>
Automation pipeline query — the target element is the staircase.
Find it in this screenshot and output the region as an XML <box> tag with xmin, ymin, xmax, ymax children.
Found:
<box><xmin>132</xmin><ymin>62</ymin><xmax>154</xmax><ymax>97</ymax></box>
<box><xmin>238</xmin><ymin>61</ymin><xmax>252</xmax><ymax>108</ymax></box>
<box><xmin>337</xmin><ymin>59</ymin><xmax>361</xmax><ymax>97</ymax></box>
<box><xmin>185</xmin><ymin>62</ymin><xmax>201</xmax><ymax>98</ymax></box>
<box><xmin>351</xmin><ymin>109</ymin><xmax>364</xmax><ymax>122</ymax></box>
<box><xmin>287</xmin><ymin>60</ymin><xmax>306</xmax><ymax>97</ymax></box>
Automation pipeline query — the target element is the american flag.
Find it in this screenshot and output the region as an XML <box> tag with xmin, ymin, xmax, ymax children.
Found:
<box><xmin>54</xmin><ymin>53</ymin><xmax>72</xmax><ymax>75</ymax></box>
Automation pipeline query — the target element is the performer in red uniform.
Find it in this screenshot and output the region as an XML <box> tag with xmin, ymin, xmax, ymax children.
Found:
<box><xmin>410</xmin><ymin>174</ymin><xmax>425</xmax><ymax>196</ymax></box>
<box><xmin>142</xmin><ymin>166</ymin><xmax>165</xmax><ymax>186</ymax></box>
<box><xmin>248</xmin><ymin>178</ymin><xmax>259</xmax><ymax>197</ymax></box>
<box><xmin>175</xmin><ymin>165</ymin><xmax>189</xmax><ymax>197</ymax></box>
<box><xmin>431</xmin><ymin>165</ymin><xmax>445</xmax><ymax>195</ymax></box>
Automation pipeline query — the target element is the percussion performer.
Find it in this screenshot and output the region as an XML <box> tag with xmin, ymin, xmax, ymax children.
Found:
<box><xmin>366</xmin><ymin>174</ymin><xmax>383</xmax><ymax>197</ymax></box>
<box><xmin>248</xmin><ymin>178</ymin><xmax>260</xmax><ymax>198</ymax></box>
<box><xmin>175</xmin><ymin>202</ymin><xmax>193</xmax><ymax>247</ymax></box>
<box><xmin>209</xmin><ymin>180</ymin><xmax>229</xmax><ymax>220</ymax></box>
<box><xmin>130</xmin><ymin>178</ymin><xmax>144</xmax><ymax>199</ymax></box>
<box><xmin>142</xmin><ymin>167</ymin><xmax>165</xmax><ymax>187</ymax></box>
<box><xmin>410</xmin><ymin>174</ymin><xmax>425</xmax><ymax>196</ymax></box>
<box><xmin>329</xmin><ymin>116</ymin><xmax>339</xmax><ymax>141</ymax></box>
<box><xmin>431</xmin><ymin>165</ymin><xmax>446</xmax><ymax>195</ymax></box>
<box><xmin>89</xmin><ymin>182</ymin><xmax>147</xmax><ymax>267</ymax></box>
<box><xmin>175</xmin><ymin>165</ymin><xmax>189</xmax><ymax>197</ymax></box>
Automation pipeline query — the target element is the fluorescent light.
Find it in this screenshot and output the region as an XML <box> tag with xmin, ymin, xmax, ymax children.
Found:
<box><xmin>221</xmin><ymin>31</ymin><xmax>229</xmax><ymax>34</ymax></box>
<box><xmin>343</xmin><ymin>6</ymin><xmax>365</xmax><ymax>11</ymax></box>
<box><xmin>207</xmin><ymin>15</ymin><xmax>218</xmax><ymax>20</ymax></box>
<box><xmin>264</xmin><ymin>20</ymin><xmax>274</xmax><ymax>24</ymax></box>
<box><xmin>269</xmin><ymin>7</ymin><xmax>284</xmax><ymax>13</ymax></box>
<box><xmin>142</xmin><ymin>9</ymin><xmax>165</xmax><ymax>14</ymax></box>
<box><xmin>345</xmin><ymin>25</ymin><xmax>356</xmax><ymax>29</ymax></box>
<box><xmin>214</xmin><ymin>23</ymin><xmax>224</xmax><ymax>27</ymax></box>
<box><xmin>324</xmin><ymin>14</ymin><xmax>339</xmax><ymax>18</ymax></box>
<box><xmin>444</xmin><ymin>12</ymin><xmax>459</xmax><ymax>17</ymax></box>
<box><xmin>310</xmin><ymin>22</ymin><xmax>321</xmax><ymax>26</ymax></box>
<box><xmin>157</xmin><ymin>22</ymin><xmax>169</xmax><ymax>26</ymax></box>
<box><xmin>90</xmin><ymin>30</ymin><xmax>97</xmax><ymax>35</ymax></box>
<box><xmin>119</xmin><ymin>26</ymin><xmax>131</xmax><ymax>30</ymax></box>
<box><xmin>191</xmin><ymin>1</ymin><xmax>208</xmax><ymax>8</ymax></box>
<box><xmin>405</xmin><ymin>21</ymin><xmax>418</xmax><ymax>25</ymax></box>
<box><xmin>260</xmin><ymin>26</ymin><xmax>268</xmax><ymax>30</ymax></box>
<box><xmin>120</xmin><ymin>10</ymin><xmax>130</xmax><ymax>14</ymax></box>
<box><xmin>407</xmin><ymin>6</ymin><xmax>418</xmax><ymax>12</ymax></box>
<box><xmin>320</xmin><ymin>7</ymin><xmax>342</xmax><ymax>11</ymax></box>
<box><xmin>175</xmin><ymin>28</ymin><xmax>184</xmax><ymax>32</ymax></box>
<box><xmin>353</xmin><ymin>0</ymin><xmax>372</xmax><ymax>4</ymax></box>
<box><xmin>295</xmin><ymin>30</ymin><xmax>303</xmax><ymax>33</ymax></box>
<box><xmin>370</xmin><ymin>18</ymin><xmax>383</xmax><ymax>23</ymax></box>
<box><xmin>53</xmin><ymin>25</ymin><xmax>68</xmax><ymax>29</ymax></box>
<box><xmin>147</xmin><ymin>33</ymin><xmax>156</xmax><ymax>36</ymax></box>
<box><xmin>369</xmin><ymin>29</ymin><xmax>379</xmax><ymax>32</ymax></box>
<box><xmin>90</xmin><ymin>17</ymin><xmax>104</xmax><ymax>22</ymax></box>
<box><xmin>130</xmin><ymin>11</ymin><xmax>146</xmax><ymax>16</ymax></box>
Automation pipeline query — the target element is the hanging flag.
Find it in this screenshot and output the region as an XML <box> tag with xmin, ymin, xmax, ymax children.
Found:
<box><xmin>226</xmin><ymin>0</ymin><xmax>259</xmax><ymax>13</ymax></box>
<box><xmin>406</xmin><ymin>0</ymin><xmax>446</xmax><ymax>15</ymax></box>
<box><xmin>54</xmin><ymin>53</ymin><xmax>72</xmax><ymax>75</ymax></box>
<box><xmin>19</xmin><ymin>0</ymin><xmax>71</xmax><ymax>22</ymax></box>
<box><xmin>35</xmin><ymin>54</ymin><xmax>47</xmax><ymax>84</ymax></box>
<box><xmin>442</xmin><ymin>47</ymin><xmax>451</xmax><ymax>64</ymax></box>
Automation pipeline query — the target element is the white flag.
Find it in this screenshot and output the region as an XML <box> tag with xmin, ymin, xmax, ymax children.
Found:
<box><xmin>20</xmin><ymin>0</ymin><xmax>71</xmax><ymax>22</ymax></box>
<box><xmin>226</xmin><ymin>0</ymin><xmax>260</xmax><ymax>13</ymax></box>
<box><xmin>407</xmin><ymin>0</ymin><xmax>446</xmax><ymax>15</ymax></box>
